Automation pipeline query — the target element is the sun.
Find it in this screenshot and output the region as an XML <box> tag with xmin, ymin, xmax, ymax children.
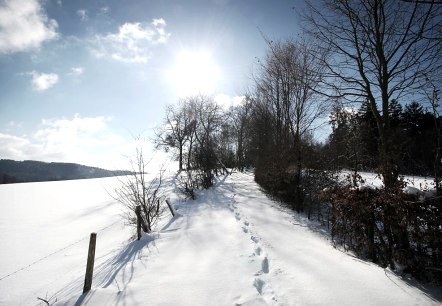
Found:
<box><xmin>168</xmin><ymin>50</ymin><xmax>220</xmax><ymax>96</ymax></box>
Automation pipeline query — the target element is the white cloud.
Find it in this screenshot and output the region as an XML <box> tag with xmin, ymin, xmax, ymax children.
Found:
<box><xmin>0</xmin><ymin>115</ymin><xmax>129</xmax><ymax>169</ymax></box>
<box><xmin>76</xmin><ymin>9</ymin><xmax>88</xmax><ymax>21</ymax></box>
<box><xmin>28</xmin><ymin>71</ymin><xmax>59</xmax><ymax>91</ymax></box>
<box><xmin>69</xmin><ymin>66</ymin><xmax>84</xmax><ymax>76</ymax></box>
<box><xmin>0</xmin><ymin>133</ymin><xmax>38</xmax><ymax>160</ymax></box>
<box><xmin>91</xmin><ymin>18</ymin><xmax>171</xmax><ymax>63</ymax></box>
<box><xmin>214</xmin><ymin>94</ymin><xmax>246</xmax><ymax>110</ymax></box>
<box><xmin>0</xmin><ymin>0</ymin><xmax>58</xmax><ymax>54</ymax></box>
<box><xmin>152</xmin><ymin>18</ymin><xmax>166</xmax><ymax>27</ymax></box>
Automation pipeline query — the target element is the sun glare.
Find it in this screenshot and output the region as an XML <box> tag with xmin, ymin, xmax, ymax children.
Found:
<box><xmin>168</xmin><ymin>50</ymin><xmax>220</xmax><ymax>96</ymax></box>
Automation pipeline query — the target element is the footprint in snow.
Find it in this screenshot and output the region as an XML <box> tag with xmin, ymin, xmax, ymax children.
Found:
<box><xmin>253</xmin><ymin>278</ymin><xmax>265</xmax><ymax>295</ymax></box>
<box><xmin>255</xmin><ymin>246</ymin><xmax>262</xmax><ymax>256</ymax></box>
<box><xmin>251</xmin><ymin>236</ymin><xmax>259</xmax><ymax>243</ymax></box>
<box><xmin>244</xmin><ymin>220</ymin><xmax>249</xmax><ymax>226</ymax></box>
<box><xmin>242</xmin><ymin>226</ymin><xmax>249</xmax><ymax>233</ymax></box>
<box><xmin>235</xmin><ymin>212</ymin><xmax>241</xmax><ymax>221</ymax></box>
<box><xmin>261</xmin><ymin>257</ymin><xmax>269</xmax><ymax>274</ymax></box>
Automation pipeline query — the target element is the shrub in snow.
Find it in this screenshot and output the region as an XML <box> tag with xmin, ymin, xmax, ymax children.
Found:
<box><xmin>322</xmin><ymin>178</ymin><xmax>442</xmax><ymax>284</ymax></box>
<box><xmin>255</xmin><ymin>153</ymin><xmax>338</xmax><ymax>223</ymax></box>
<box><xmin>113</xmin><ymin>148</ymin><xmax>166</xmax><ymax>233</ymax></box>
<box><xmin>176</xmin><ymin>170</ymin><xmax>198</xmax><ymax>200</ymax></box>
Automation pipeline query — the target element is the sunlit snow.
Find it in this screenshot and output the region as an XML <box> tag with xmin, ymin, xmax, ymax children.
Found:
<box><xmin>0</xmin><ymin>170</ymin><xmax>439</xmax><ymax>305</ymax></box>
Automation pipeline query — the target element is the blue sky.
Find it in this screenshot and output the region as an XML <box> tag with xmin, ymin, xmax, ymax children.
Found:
<box><xmin>0</xmin><ymin>0</ymin><xmax>305</xmax><ymax>169</ymax></box>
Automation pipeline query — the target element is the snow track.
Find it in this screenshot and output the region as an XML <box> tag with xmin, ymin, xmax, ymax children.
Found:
<box><xmin>221</xmin><ymin>172</ymin><xmax>440</xmax><ymax>305</ymax></box>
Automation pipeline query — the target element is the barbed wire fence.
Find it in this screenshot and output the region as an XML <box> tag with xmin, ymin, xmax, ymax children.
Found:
<box><xmin>0</xmin><ymin>219</ymin><xmax>121</xmax><ymax>282</ymax></box>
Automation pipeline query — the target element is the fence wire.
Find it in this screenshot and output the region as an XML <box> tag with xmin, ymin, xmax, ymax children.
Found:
<box><xmin>0</xmin><ymin>219</ymin><xmax>121</xmax><ymax>282</ymax></box>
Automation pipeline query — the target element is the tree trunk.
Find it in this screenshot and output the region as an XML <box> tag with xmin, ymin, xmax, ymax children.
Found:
<box><xmin>367</xmin><ymin>212</ymin><xmax>376</xmax><ymax>262</ymax></box>
<box><xmin>371</xmin><ymin>100</ymin><xmax>398</xmax><ymax>190</ymax></box>
<box><xmin>179</xmin><ymin>144</ymin><xmax>183</xmax><ymax>171</ymax></box>
<box><xmin>379</xmin><ymin>132</ymin><xmax>399</xmax><ymax>190</ymax></box>
<box><xmin>294</xmin><ymin>130</ymin><xmax>304</xmax><ymax>213</ymax></box>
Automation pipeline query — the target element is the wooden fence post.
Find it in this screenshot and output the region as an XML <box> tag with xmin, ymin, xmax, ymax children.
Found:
<box><xmin>83</xmin><ymin>233</ymin><xmax>97</xmax><ymax>294</ymax></box>
<box><xmin>165</xmin><ymin>199</ymin><xmax>176</xmax><ymax>217</ymax></box>
<box><xmin>136</xmin><ymin>205</ymin><xmax>142</xmax><ymax>240</ymax></box>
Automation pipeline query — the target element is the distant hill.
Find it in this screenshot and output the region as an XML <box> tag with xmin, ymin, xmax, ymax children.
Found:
<box><xmin>0</xmin><ymin>159</ymin><xmax>132</xmax><ymax>184</ymax></box>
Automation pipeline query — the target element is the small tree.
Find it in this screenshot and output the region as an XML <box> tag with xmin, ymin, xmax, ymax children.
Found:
<box><xmin>113</xmin><ymin>147</ymin><xmax>165</xmax><ymax>233</ymax></box>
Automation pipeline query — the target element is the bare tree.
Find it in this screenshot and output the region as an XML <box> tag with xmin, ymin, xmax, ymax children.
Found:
<box><xmin>154</xmin><ymin>100</ymin><xmax>196</xmax><ymax>171</ymax></box>
<box><xmin>182</xmin><ymin>100</ymin><xmax>197</xmax><ymax>170</ymax></box>
<box><xmin>156</xmin><ymin>94</ymin><xmax>233</xmax><ymax>190</ymax></box>
<box><xmin>113</xmin><ymin>147</ymin><xmax>165</xmax><ymax>233</ymax></box>
<box><xmin>192</xmin><ymin>95</ymin><xmax>224</xmax><ymax>187</ymax></box>
<box><xmin>303</xmin><ymin>0</ymin><xmax>442</xmax><ymax>188</ymax></box>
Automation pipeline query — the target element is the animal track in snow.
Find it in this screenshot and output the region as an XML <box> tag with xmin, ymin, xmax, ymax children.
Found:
<box><xmin>254</xmin><ymin>246</ymin><xmax>262</xmax><ymax>256</ymax></box>
<box><xmin>251</xmin><ymin>236</ymin><xmax>259</xmax><ymax>243</ymax></box>
<box><xmin>242</xmin><ymin>226</ymin><xmax>249</xmax><ymax>233</ymax></box>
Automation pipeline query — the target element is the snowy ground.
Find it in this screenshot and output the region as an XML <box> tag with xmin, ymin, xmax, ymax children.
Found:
<box><xmin>341</xmin><ymin>170</ymin><xmax>437</xmax><ymax>193</ymax></box>
<box><xmin>0</xmin><ymin>171</ymin><xmax>440</xmax><ymax>305</ymax></box>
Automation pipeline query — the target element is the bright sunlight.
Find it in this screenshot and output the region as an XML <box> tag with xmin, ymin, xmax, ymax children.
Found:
<box><xmin>168</xmin><ymin>49</ymin><xmax>220</xmax><ymax>96</ymax></box>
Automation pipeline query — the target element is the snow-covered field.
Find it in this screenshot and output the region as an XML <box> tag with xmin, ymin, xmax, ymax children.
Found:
<box><xmin>0</xmin><ymin>171</ymin><xmax>440</xmax><ymax>305</ymax></box>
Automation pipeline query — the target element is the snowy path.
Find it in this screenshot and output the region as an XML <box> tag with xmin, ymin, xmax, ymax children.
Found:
<box><xmin>223</xmin><ymin>172</ymin><xmax>440</xmax><ymax>305</ymax></box>
<box><xmin>58</xmin><ymin>172</ymin><xmax>439</xmax><ymax>306</ymax></box>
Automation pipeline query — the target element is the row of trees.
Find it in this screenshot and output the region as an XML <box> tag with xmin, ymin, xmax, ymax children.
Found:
<box><xmin>154</xmin><ymin>37</ymin><xmax>332</xmax><ymax>208</ymax></box>
<box><xmin>251</xmin><ymin>37</ymin><xmax>330</xmax><ymax>212</ymax></box>
<box><xmin>327</xmin><ymin>99</ymin><xmax>442</xmax><ymax>177</ymax></box>
<box><xmin>154</xmin><ymin>95</ymin><xmax>234</xmax><ymax>189</ymax></box>
<box><xmin>0</xmin><ymin>173</ymin><xmax>21</xmax><ymax>184</ymax></box>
